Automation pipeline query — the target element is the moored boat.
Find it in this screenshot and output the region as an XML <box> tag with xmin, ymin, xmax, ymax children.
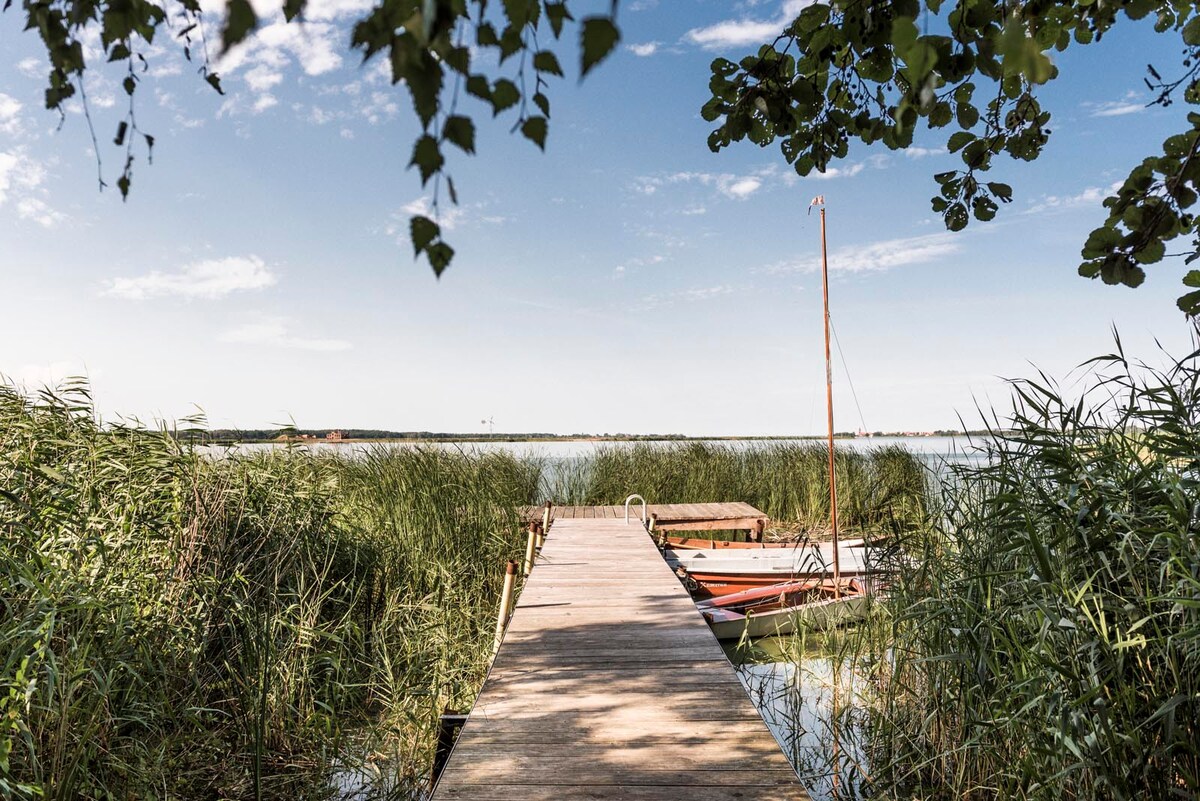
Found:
<box><xmin>696</xmin><ymin>579</ymin><xmax>869</xmax><ymax>639</ymax></box>
<box><xmin>663</xmin><ymin>535</ymin><xmax>867</xmax><ymax>550</ymax></box>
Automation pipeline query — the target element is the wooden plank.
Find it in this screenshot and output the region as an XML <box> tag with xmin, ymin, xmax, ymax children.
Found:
<box><xmin>431</xmin><ymin>516</ymin><xmax>807</xmax><ymax>800</ymax></box>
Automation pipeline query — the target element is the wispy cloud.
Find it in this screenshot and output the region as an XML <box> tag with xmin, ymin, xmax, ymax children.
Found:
<box><xmin>17</xmin><ymin>198</ymin><xmax>67</xmax><ymax>228</ymax></box>
<box><xmin>640</xmin><ymin>284</ymin><xmax>737</xmax><ymax>310</ymax></box>
<box><xmin>1084</xmin><ymin>91</ymin><xmax>1148</xmax><ymax>118</ymax></box>
<box><xmin>763</xmin><ymin>232</ymin><xmax>962</xmax><ymax>274</ymax></box>
<box><xmin>103</xmin><ymin>256</ymin><xmax>278</xmax><ymax>300</ymax></box>
<box><xmin>219</xmin><ymin>317</ymin><xmax>352</xmax><ymax>352</ymax></box>
<box><xmin>0</xmin><ymin>93</ymin><xmax>23</xmax><ymax>136</ymax></box>
<box><xmin>807</xmin><ymin>162</ymin><xmax>865</xmax><ymax>181</ymax></box>
<box><xmin>627</xmin><ymin>42</ymin><xmax>660</xmax><ymax>57</ymax></box>
<box><xmin>905</xmin><ymin>146</ymin><xmax>948</xmax><ymax>159</ymax></box>
<box><xmin>634</xmin><ymin>169</ymin><xmax>770</xmax><ymax>200</ymax></box>
<box><xmin>1025</xmin><ymin>181</ymin><xmax>1122</xmax><ymax>215</ymax></box>
<box><xmin>684</xmin><ymin>0</ymin><xmax>813</xmax><ymax>50</ymax></box>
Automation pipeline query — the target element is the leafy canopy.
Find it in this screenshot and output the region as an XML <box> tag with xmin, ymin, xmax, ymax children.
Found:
<box><xmin>9</xmin><ymin>0</ymin><xmax>621</xmax><ymax>275</ymax></box>
<box><xmin>702</xmin><ymin>0</ymin><xmax>1200</xmax><ymax>315</ymax></box>
<box><xmin>9</xmin><ymin>0</ymin><xmax>1200</xmax><ymax>314</ymax></box>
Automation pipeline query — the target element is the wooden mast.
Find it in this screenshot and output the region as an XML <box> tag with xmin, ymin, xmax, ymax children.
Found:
<box><xmin>815</xmin><ymin>197</ymin><xmax>841</xmax><ymax>597</ymax></box>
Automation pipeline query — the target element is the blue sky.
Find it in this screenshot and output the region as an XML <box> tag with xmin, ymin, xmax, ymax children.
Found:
<box><xmin>1</xmin><ymin>0</ymin><xmax>1196</xmax><ymax>435</ymax></box>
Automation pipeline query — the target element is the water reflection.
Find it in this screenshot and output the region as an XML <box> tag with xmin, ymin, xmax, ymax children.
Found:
<box><xmin>728</xmin><ymin>637</ymin><xmax>873</xmax><ymax>801</ymax></box>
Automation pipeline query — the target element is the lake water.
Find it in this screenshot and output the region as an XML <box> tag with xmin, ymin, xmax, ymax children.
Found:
<box><xmin>208</xmin><ymin>434</ymin><xmax>986</xmax><ymax>464</ymax></box>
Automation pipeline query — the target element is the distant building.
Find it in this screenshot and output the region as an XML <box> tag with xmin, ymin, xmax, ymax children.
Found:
<box><xmin>326</xmin><ymin>430</ymin><xmax>346</xmax><ymax>441</ymax></box>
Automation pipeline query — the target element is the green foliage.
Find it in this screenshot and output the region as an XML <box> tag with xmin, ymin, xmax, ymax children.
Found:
<box><xmin>5</xmin><ymin>0</ymin><xmax>618</xmax><ymax>277</ymax></box>
<box><xmin>856</xmin><ymin>343</ymin><xmax>1200</xmax><ymax>798</ymax></box>
<box><xmin>0</xmin><ymin>382</ymin><xmax>535</xmax><ymax>799</ymax></box>
<box><xmin>703</xmin><ymin>0</ymin><xmax>1200</xmax><ymax>314</ymax></box>
<box><xmin>577</xmin><ymin>441</ymin><xmax>930</xmax><ymax>536</ymax></box>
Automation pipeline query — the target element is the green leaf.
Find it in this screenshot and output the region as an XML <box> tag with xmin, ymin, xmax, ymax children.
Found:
<box><xmin>282</xmin><ymin>0</ymin><xmax>304</xmax><ymax>21</ymax></box>
<box><xmin>222</xmin><ymin>0</ymin><xmax>258</xmax><ymax>50</ymax></box>
<box><xmin>490</xmin><ymin>78</ymin><xmax>520</xmax><ymax>114</ymax></box>
<box><xmin>427</xmin><ymin>241</ymin><xmax>455</xmax><ymax>277</ymax></box>
<box><xmin>410</xmin><ymin>215</ymin><xmax>440</xmax><ymax>257</ymax></box>
<box><xmin>532</xmin><ymin>91</ymin><xmax>550</xmax><ymax>117</ymax></box>
<box><xmin>1183</xmin><ymin>269</ymin><xmax>1200</xmax><ymax>288</ymax></box>
<box><xmin>442</xmin><ymin>115</ymin><xmax>476</xmax><ymax>154</ymax></box>
<box><xmin>947</xmin><ymin>131</ymin><xmax>974</xmax><ymax>152</ymax></box>
<box><xmin>533</xmin><ymin>50</ymin><xmax>563</xmax><ymax>77</ymax></box>
<box><xmin>204</xmin><ymin>72</ymin><xmax>225</xmax><ymax>95</ymax></box>
<box><xmin>409</xmin><ymin>134</ymin><xmax>444</xmax><ymax>185</ymax></box>
<box><xmin>545</xmin><ymin>2</ymin><xmax>572</xmax><ymax>37</ymax></box>
<box><xmin>123</xmin><ymin>75</ymin><xmax>136</xmax><ymax>95</ymax></box>
<box><xmin>580</xmin><ymin>16</ymin><xmax>619</xmax><ymax>78</ymax></box>
<box><xmin>987</xmin><ymin>181</ymin><xmax>1013</xmax><ymax>202</ymax></box>
<box><xmin>466</xmin><ymin>74</ymin><xmax>490</xmax><ymax>101</ymax></box>
<box><xmin>108</xmin><ymin>43</ymin><xmax>131</xmax><ymax>62</ymax></box>
<box><xmin>521</xmin><ymin>115</ymin><xmax>548</xmax><ymax>150</ymax></box>
<box><xmin>1177</xmin><ymin>289</ymin><xmax>1200</xmax><ymax>314</ymax></box>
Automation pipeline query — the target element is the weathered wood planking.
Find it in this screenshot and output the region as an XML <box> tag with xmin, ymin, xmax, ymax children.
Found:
<box><xmin>431</xmin><ymin>517</ymin><xmax>809</xmax><ymax>800</ymax></box>
<box><xmin>522</xmin><ymin>502</ymin><xmax>768</xmax><ymax>531</ymax></box>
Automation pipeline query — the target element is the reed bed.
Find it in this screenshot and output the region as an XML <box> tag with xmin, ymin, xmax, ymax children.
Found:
<box><xmin>783</xmin><ymin>343</ymin><xmax>1200</xmax><ymax>800</ymax></box>
<box><xmin>0</xmin><ymin>383</ymin><xmax>534</xmax><ymax>800</ymax></box>
<box><xmin>580</xmin><ymin>441</ymin><xmax>930</xmax><ymax>537</ymax></box>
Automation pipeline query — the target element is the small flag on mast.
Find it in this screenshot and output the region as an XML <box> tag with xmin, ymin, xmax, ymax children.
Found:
<box><xmin>808</xmin><ymin>195</ymin><xmax>824</xmax><ymax>215</ymax></box>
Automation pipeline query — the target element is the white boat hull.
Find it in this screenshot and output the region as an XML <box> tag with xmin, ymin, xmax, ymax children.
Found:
<box><xmin>704</xmin><ymin>594</ymin><xmax>869</xmax><ymax>640</ymax></box>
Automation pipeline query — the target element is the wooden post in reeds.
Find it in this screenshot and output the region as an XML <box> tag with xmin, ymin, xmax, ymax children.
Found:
<box><xmin>534</xmin><ymin>521</ymin><xmax>545</xmax><ymax>550</ymax></box>
<box><xmin>650</xmin><ymin>513</ymin><xmax>663</xmax><ymax>546</ymax></box>
<box><xmin>753</xmin><ymin>518</ymin><xmax>765</xmax><ymax>545</ymax></box>
<box><xmin>522</xmin><ymin>523</ymin><xmax>538</xmax><ymax>577</ymax></box>
<box><xmin>493</xmin><ymin>561</ymin><xmax>518</xmax><ymax>656</ymax></box>
<box><xmin>541</xmin><ymin>500</ymin><xmax>552</xmax><ymax>534</ymax></box>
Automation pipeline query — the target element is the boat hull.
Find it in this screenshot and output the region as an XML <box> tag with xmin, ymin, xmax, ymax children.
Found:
<box><xmin>704</xmin><ymin>594</ymin><xmax>869</xmax><ymax>640</ymax></box>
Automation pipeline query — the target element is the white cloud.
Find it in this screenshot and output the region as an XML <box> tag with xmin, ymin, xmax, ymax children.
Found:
<box><xmin>725</xmin><ymin>176</ymin><xmax>762</xmax><ymax>198</ymax></box>
<box><xmin>16</xmin><ymin>198</ymin><xmax>66</xmax><ymax>228</ymax></box>
<box><xmin>627</xmin><ymin>42</ymin><xmax>660</xmax><ymax>57</ymax></box>
<box><xmin>0</xmin><ymin>148</ymin><xmax>45</xmax><ymax>207</ymax></box>
<box><xmin>1085</xmin><ymin>91</ymin><xmax>1147</xmax><ymax>118</ymax></box>
<box><xmin>398</xmin><ymin>197</ymin><xmax>464</xmax><ymax>231</ymax></box>
<box><xmin>220</xmin><ymin>317</ymin><xmax>351</xmax><ymax>351</ymax></box>
<box><xmin>808</xmin><ymin>162</ymin><xmax>865</xmax><ymax>180</ymax></box>
<box><xmin>0</xmin><ymin>93</ymin><xmax>23</xmax><ymax>135</ymax></box>
<box><xmin>1025</xmin><ymin>181</ymin><xmax>1122</xmax><ymax>215</ymax></box>
<box><xmin>244</xmin><ymin>65</ymin><xmax>283</xmax><ymax>92</ymax></box>
<box><xmin>16</xmin><ymin>58</ymin><xmax>43</xmax><ymax>79</ymax></box>
<box><xmin>103</xmin><ymin>256</ymin><xmax>278</xmax><ymax>300</ymax></box>
<box><xmin>252</xmin><ymin>94</ymin><xmax>279</xmax><ymax>113</ymax></box>
<box><xmin>684</xmin><ymin>0</ymin><xmax>814</xmax><ymax>49</ymax></box>
<box><xmin>905</xmin><ymin>146</ymin><xmax>948</xmax><ymax>159</ymax></box>
<box><xmin>1090</xmin><ymin>102</ymin><xmax>1144</xmax><ymax>117</ymax></box>
<box><xmin>634</xmin><ymin>169</ymin><xmax>770</xmax><ymax>200</ymax></box>
<box><xmin>764</xmin><ymin>232</ymin><xmax>962</xmax><ymax>275</ymax></box>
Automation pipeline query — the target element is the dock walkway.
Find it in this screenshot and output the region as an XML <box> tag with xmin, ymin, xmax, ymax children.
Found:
<box><xmin>526</xmin><ymin>501</ymin><xmax>768</xmax><ymax>532</ymax></box>
<box><xmin>431</xmin><ymin>513</ymin><xmax>809</xmax><ymax>800</ymax></box>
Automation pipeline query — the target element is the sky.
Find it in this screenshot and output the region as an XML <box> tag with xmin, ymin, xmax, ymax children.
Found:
<box><xmin>1</xmin><ymin>0</ymin><xmax>1198</xmax><ymax>436</ymax></box>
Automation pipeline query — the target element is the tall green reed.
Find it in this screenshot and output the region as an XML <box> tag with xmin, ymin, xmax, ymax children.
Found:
<box><xmin>855</xmin><ymin>342</ymin><xmax>1200</xmax><ymax>799</ymax></box>
<box><xmin>581</xmin><ymin>441</ymin><xmax>929</xmax><ymax>536</ymax></box>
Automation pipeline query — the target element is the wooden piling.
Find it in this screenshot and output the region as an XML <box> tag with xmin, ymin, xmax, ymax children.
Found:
<box><xmin>522</xmin><ymin>523</ymin><xmax>537</xmax><ymax>577</ymax></box>
<box><xmin>542</xmin><ymin>500</ymin><xmax>552</xmax><ymax>534</ymax></box>
<box><xmin>492</xmin><ymin>561</ymin><xmax>518</xmax><ymax>655</ymax></box>
<box><xmin>534</xmin><ymin>521</ymin><xmax>545</xmax><ymax>550</ymax></box>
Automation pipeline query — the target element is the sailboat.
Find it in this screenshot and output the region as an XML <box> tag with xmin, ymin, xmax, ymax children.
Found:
<box><xmin>685</xmin><ymin>197</ymin><xmax>871</xmax><ymax>633</ymax></box>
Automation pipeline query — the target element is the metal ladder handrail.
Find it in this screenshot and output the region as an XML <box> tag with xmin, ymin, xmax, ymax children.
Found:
<box><xmin>624</xmin><ymin>494</ymin><xmax>647</xmax><ymax>526</ymax></box>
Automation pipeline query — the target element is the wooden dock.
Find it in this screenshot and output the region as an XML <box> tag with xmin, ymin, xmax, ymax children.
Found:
<box><xmin>431</xmin><ymin>513</ymin><xmax>809</xmax><ymax>800</ymax></box>
<box><xmin>526</xmin><ymin>501</ymin><xmax>768</xmax><ymax>532</ymax></box>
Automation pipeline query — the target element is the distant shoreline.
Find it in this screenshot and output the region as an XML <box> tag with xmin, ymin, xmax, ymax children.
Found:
<box><xmin>187</xmin><ymin>431</ymin><xmax>985</xmax><ymax>446</ymax></box>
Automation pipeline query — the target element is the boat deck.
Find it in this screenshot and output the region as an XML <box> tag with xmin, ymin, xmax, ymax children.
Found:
<box><xmin>431</xmin><ymin>516</ymin><xmax>808</xmax><ymax>800</ymax></box>
<box><xmin>525</xmin><ymin>501</ymin><xmax>768</xmax><ymax>531</ymax></box>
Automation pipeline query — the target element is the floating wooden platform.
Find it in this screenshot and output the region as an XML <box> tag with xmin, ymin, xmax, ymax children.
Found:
<box><xmin>431</xmin><ymin>516</ymin><xmax>809</xmax><ymax>800</ymax></box>
<box><xmin>525</xmin><ymin>501</ymin><xmax>768</xmax><ymax>532</ymax></box>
